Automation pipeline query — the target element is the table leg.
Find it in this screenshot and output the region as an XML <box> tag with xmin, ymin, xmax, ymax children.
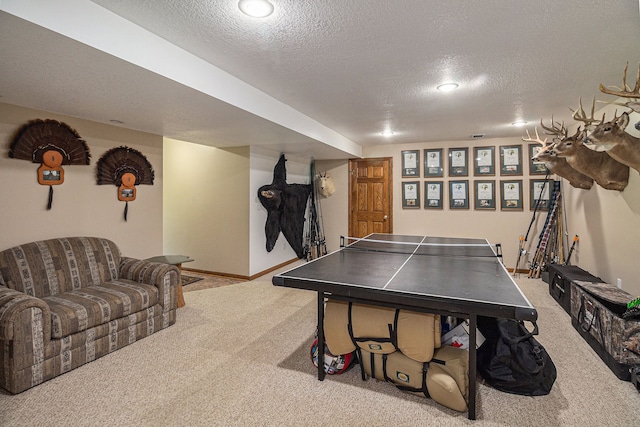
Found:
<box><xmin>317</xmin><ymin>291</ymin><xmax>325</xmax><ymax>381</ymax></box>
<box><xmin>176</xmin><ymin>263</ymin><xmax>185</xmax><ymax>308</ymax></box>
<box><xmin>468</xmin><ymin>314</ymin><xmax>477</xmax><ymax>420</ymax></box>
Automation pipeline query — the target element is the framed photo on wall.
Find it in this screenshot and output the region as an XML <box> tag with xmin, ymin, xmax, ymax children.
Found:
<box><xmin>424</xmin><ymin>181</ymin><xmax>443</xmax><ymax>209</ymax></box>
<box><xmin>473</xmin><ymin>146</ymin><xmax>495</xmax><ymax>176</ymax></box>
<box><xmin>401</xmin><ymin>150</ymin><xmax>420</xmax><ymax>178</ymax></box>
<box><xmin>500</xmin><ymin>179</ymin><xmax>523</xmax><ymax>210</ymax></box>
<box><xmin>402</xmin><ymin>181</ymin><xmax>420</xmax><ymax>208</ymax></box>
<box><xmin>448</xmin><ymin>147</ymin><xmax>468</xmax><ymax>176</ymax></box>
<box><xmin>474</xmin><ymin>180</ymin><xmax>496</xmax><ymax>210</ymax></box>
<box><xmin>449</xmin><ymin>180</ymin><xmax>469</xmax><ymax>209</ymax></box>
<box><xmin>424</xmin><ymin>148</ymin><xmax>443</xmax><ymax>177</ymax></box>
<box><xmin>528</xmin><ymin>144</ymin><xmax>549</xmax><ymax>175</ymax></box>
<box><xmin>530</xmin><ymin>179</ymin><xmax>553</xmax><ymax>210</ymax></box>
<box><xmin>500</xmin><ymin>145</ymin><xmax>523</xmax><ymax>175</ymax></box>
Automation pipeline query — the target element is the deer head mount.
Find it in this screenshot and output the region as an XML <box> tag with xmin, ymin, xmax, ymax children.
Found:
<box><xmin>588</xmin><ymin>111</ymin><xmax>640</xmax><ymax>174</ymax></box>
<box><xmin>523</xmin><ymin>127</ymin><xmax>593</xmax><ymax>190</ymax></box>
<box><xmin>551</xmin><ymin>127</ymin><xmax>629</xmax><ymax>191</ymax></box>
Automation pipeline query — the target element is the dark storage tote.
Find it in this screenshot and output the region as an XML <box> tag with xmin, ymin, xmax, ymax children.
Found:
<box><xmin>547</xmin><ymin>264</ymin><xmax>602</xmax><ymax>314</ymax></box>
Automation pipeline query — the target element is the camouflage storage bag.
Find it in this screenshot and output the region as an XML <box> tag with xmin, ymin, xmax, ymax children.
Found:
<box><xmin>571</xmin><ymin>280</ymin><xmax>640</xmax><ymax>381</ymax></box>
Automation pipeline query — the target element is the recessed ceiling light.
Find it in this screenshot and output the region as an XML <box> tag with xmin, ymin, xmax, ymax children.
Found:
<box><xmin>381</xmin><ymin>130</ymin><xmax>395</xmax><ymax>137</ymax></box>
<box><xmin>238</xmin><ymin>0</ymin><xmax>274</xmax><ymax>18</ymax></box>
<box><xmin>437</xmin><ymin>83</ymin><xmax>459</xmax><ymax>92</ymax></box>
<box><xmin>512</xmin><ymin>121</ymin><xmax>528</xmax><ymax>126</ymax></box>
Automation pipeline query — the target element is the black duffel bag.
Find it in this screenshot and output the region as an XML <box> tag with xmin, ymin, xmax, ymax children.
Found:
<box><xmin>477</xmin><ymin>318</ymin><xmax>557</xmax><ymax>396</ymax></box>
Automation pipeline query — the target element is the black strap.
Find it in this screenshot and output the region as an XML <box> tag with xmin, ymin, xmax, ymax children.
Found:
<box><xmin>369</xmin><ymin>352</ymin><xmax>376</xmax><ymax>380</ymax></box>
<box><xmin>392</xmin><ymin>309</ymin><xmax>400</xmax><ymax>348</ymax></box>
<box><xmin>47</xmin><ymin>185</ymin><xmax>53</xmax><ymax>210</ymax></box>
<box><xmin>388</xmin><ymin>360</ymin><xmax>430</xmax><ymax>397</ymax></box>
<box><xmin>355</xmin><ymin>347</ymin><xmax>366</xmax><ymax>381</ymax></box>
<box><xmin>347</xmin><ymin>302</ymin><xmax>356</xmax><ymax>346</ymax></box>
<box><xmin>124</xmin><ymin>201</ymin><xmax>129</xmax><ymax>221</ymax></box>
<box><xmin>578</xmin><ymin>294</ymin><xmax>603</xmax><ymax>344</ymax></box>
<box><xmin>346</xmin><ymin>302</ymin><xmax>398</xmax><ymax>350</ymax></box>
<box><xmin>382</xmin><ymin>354</ymin><xmax>390</xmax><ymax>383</ymax></box>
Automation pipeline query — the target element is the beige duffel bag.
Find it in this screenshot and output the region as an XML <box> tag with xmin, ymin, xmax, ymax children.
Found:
<box><xmin>359</xmin><ymin>346</ymin><xmax>468</xmax><ymax>412</ymax></box>
<box><xmin>428</xmin><ymin>345</ymin><xmax>469</xmax><ymax>412</ymax></box>
<box><xmin>324</xmin><ymin>300</ymin><xmax>441</xmax><ymax>361</ymax></box>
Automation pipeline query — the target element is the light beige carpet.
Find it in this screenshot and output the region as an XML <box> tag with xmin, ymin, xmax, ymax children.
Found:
<box><xmin>1</xmin><ymin>269</ymin><xmax>639</xmax><ymax>426</ymax></box>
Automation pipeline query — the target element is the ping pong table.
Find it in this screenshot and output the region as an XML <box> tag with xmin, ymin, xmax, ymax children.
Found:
<box><xmin>272</xmin><ymin>233</ymin><xmax>538</xmax><ymax>420</ymax></box>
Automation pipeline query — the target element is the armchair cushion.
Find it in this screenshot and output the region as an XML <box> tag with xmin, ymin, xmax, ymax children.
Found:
<box><xmin>43</xmin><ymin>280</ymin><xmax>158</xmax><ymax>339</ymax></box>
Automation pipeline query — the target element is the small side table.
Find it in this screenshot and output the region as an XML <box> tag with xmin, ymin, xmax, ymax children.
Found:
<box><xmin>145</xmin><ymin>255</ymin><xmax>194</xmax><ymax>308</ymax></box>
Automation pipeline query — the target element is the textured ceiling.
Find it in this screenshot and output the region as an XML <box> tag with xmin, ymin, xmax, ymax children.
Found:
<box><xmin>1</xmin><ymin>1</ymin><xmax>639</xmax><ymax>159</ymax></box>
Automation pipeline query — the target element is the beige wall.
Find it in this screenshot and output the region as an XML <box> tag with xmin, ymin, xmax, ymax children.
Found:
<box><xmin>561</xmin><ymin>106</ymin><xmax>640</xmax><ymax>295</ymax></box>
<box><xmin>163</xmin><ymin>138</ymin><xmax>250</xmax><ymax>276</ymax></box>
<box><xmin>163</xmin><ymin>143</ymin><xmax>312</xmax><ymax>278</ymax></box>
<box><xmin>335</xmin><ymin>139</ymin><xmax>545</xmax><ymax>273</ymax></box>
<box><xmin>318</xmin><ymin>131</ymin><xmax>640</xmax><ymax>296</ymax></box>
<box><xmin>4</xmin><ymin>102</ymin><xmax>638</xmax><ymax>294</ymax></box>
<box><xmin>0</xmin><ymin>103</ymin><xmax>164</xmax><ymax>258</ymax></box>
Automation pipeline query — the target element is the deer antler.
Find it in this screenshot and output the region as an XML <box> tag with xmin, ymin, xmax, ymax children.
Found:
<box><xmin>522</xmin><ymin>127</ymin><xmax>551</xmax><ymax>150</ymax></box>
<box><xmin>598</xmin><ymin>62</ymin><xmax>640</xmax><ymax>113</ymax></box>
<box><xmin>570</xmin><ymin>97</ymin><xmax>603</xmax><ymax>131</ymax></box>
<box><xmin>600</xmin><ymin>62</ymin><xmax>640</xmax><ymax>98</ymax></box>
<box><xmin>540</xmin><ymin>116</ymin><xmax>567</xmax><ymax>141</ymax></box>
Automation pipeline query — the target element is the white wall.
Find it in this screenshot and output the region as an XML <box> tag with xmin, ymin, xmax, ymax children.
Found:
<box><xmin>163</xmin><ymin>138</ymin><xmax>250</xmax><ymax>276</ymax></box>
<box><xmin>0</xmin><ymin>102</ymin><xmax>164</xmax><ymax>259</ymax></box>
<box><xmin>314</xmin><ymin>160</ymin><xmax>350</xmax><ymax>253</ymax></box>
<box><xmin>249</xmin><ymin>147</ymin><xmax>311</xmax><ymax>277</ymax></box>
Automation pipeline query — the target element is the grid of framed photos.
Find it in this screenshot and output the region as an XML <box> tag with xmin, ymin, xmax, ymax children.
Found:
<box><xmin>400</xmin><ymin>145</ymin><xmax>548</xmax><ymax>211</ymax></box>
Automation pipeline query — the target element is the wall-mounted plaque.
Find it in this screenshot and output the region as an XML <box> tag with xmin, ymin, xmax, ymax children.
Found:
<box><xmin>474</xmin><ymin>146</ymin><xmax>495</xmax><ymax>176</ymax></box>
<box><xmin>401</xmin><ymin>150</ymin><xmax>420</xmax><ymax>177</ymax></box>
<box><xmin>424</xmin><ymin>181</ymin><xmax>443</xmax><ymax>209</ymax></box>
<box><xmin>402</xmin><ymin>181</ymin><xmax>420</xmax><ymax>208</ymax></box>
<box><xmin>449</xmin><ymin>148</ymin><xmax>468</xmax><ymax>176</ymax></box>
<box><xmin>500</xmin><ymin>179</ymin><xmax>523</xmax><ymax>210</ymax></box>
<box><xmin>530</xmin><ymin>179</ymin><xmax>553</xmax><ymax>210</ymax></box>
<box><xmin>474</xmin><ymin>180</ymin><xmax>496</xmax><ymax>210</ymax></box>
<box><xmin>449</xmin><ymin>180</ymin><xmax>469</xmax><ymax>209</ymax></box>
<box><xmin>500</xmin><ymin>145</ymin><xmax>523</xmax><ymax>175</ymax></box>
<box><xmin>423</xmin><ymin>148</ymin><xmax>443</xmax><ymax>177</ymax></box>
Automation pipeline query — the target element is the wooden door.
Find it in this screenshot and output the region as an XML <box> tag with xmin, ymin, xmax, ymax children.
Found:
<box><xmin>348</xmin><ymin>157</ymin><xmax>393</xmax><ymax>237</ymax></box>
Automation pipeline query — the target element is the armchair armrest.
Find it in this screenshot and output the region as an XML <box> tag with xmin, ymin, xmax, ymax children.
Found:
<box><xmin>119</xmin><ymin>257</ymin><xmax>180</xmax><ymax>311</ymax></box>
<box><xmin>0</xmin><ymin>285</ymin><xmax>51</xmax><ymax>342</ymax></box>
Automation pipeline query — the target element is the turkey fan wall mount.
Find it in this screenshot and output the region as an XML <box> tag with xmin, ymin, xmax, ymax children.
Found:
<box><xmin>96</xmin><ymin>146</ymin><xmax>154</xmax><ymax>221</ymax></box>
<box><xmin>8</xmin><ymin>119</ymin><xmax>91</xmax><ymax>209</ymax></box>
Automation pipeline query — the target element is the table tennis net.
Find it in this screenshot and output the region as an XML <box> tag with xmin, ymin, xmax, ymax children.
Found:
<box><xmin>341</xmin><ymin>237</ymin><xmax>500</xmax><ymax>258</ymax></box>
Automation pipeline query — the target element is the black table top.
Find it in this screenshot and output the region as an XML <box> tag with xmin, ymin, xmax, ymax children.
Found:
<box><xmin>273</xmin><ymin>234</ymin><xmax>537</xmax><ymax>321</ymax></box>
